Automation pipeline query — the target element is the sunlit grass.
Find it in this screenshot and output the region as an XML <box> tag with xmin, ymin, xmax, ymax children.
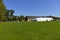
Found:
<box><xmin>0</xmin><ymin>21</ymin><xmax>60</xmax><ymax>40</ymax></box>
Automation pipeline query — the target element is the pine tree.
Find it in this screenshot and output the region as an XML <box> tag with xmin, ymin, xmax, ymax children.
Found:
<box><xmin>0</xmin><ymin>0</ymin><xmax>6</xmax><ymax>21</ymax></box>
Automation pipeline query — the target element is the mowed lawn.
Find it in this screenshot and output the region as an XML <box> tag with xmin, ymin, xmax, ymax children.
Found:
<box><xmin>0</xmin><ymin>21</ymin><xmax>60</xmax><ymax>40</ymax></box>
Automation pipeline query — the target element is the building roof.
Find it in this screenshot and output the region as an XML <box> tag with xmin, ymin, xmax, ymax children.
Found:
<box><xmin>26</xmin><ymin>16</ymin><xmax>52</xmax><ymax>19</ymax></box>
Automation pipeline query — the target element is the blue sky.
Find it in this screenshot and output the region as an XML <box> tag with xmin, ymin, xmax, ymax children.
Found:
<box><xmin>4</xmin><ymin>0</ymin><xmax>60</xmax><ymax>16</ymax></box>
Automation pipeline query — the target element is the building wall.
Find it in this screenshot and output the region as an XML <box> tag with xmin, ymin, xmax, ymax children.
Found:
<box><xmin>26</xmin><ymin>16</ymin><xmax>54</xmax><ymax>22</ymax></box>
<box><xmin>35</xmin><ymin>18</ymin><xmax>53</xmax><ymax>21</ymax></box>
<box><xmin>27</xmin><ymin>19</ymin><xmax>31</xmax><ymax>21</ymax></box>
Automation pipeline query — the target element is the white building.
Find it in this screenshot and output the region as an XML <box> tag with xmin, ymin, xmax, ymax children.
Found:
<box><xmin>33</xmin><ymin>18</ymin><xmax>54</xmax><ymax>21</ymax></box>
<box><xmin>26</xmin><ymin>16</ymin><xmax>54</xmax><ymax>22</ymax></box>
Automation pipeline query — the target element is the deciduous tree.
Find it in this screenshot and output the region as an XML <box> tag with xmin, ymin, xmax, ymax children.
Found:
<box><xmin>0</xmin><ymin>0</ymin><xmax>6</xmax><ymax>21</ymax></box>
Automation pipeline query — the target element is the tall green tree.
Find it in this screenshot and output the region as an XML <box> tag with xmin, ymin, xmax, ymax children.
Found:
<box><xmin>0</xmin><ymin>0</ymin><xmax>6</xmax><ymax>21</ymax></box>
<box><xmin>9</xmin><ymin>9</ymin><xmax>15</xmax><ymax>18</ymax></box>
<box><xmin>19</xmin><ymin>15</ymin><xmax>25</xmax><ymax>21</ymax></box>
<box><xmin>13</xmin><ymin>16</ymin><xmax>19</xmax><ymax>21</ymax></box>
<box><xmin>5</xmin><ymin>9</ymin><xmax>15</xmax><ymax>21</ymax></box>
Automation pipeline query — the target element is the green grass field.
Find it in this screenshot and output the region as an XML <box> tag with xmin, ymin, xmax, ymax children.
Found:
<box><xmin>0</xmin><ymin>21</ymin><xmax>60</xmax><ymax>40</ymax></box>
